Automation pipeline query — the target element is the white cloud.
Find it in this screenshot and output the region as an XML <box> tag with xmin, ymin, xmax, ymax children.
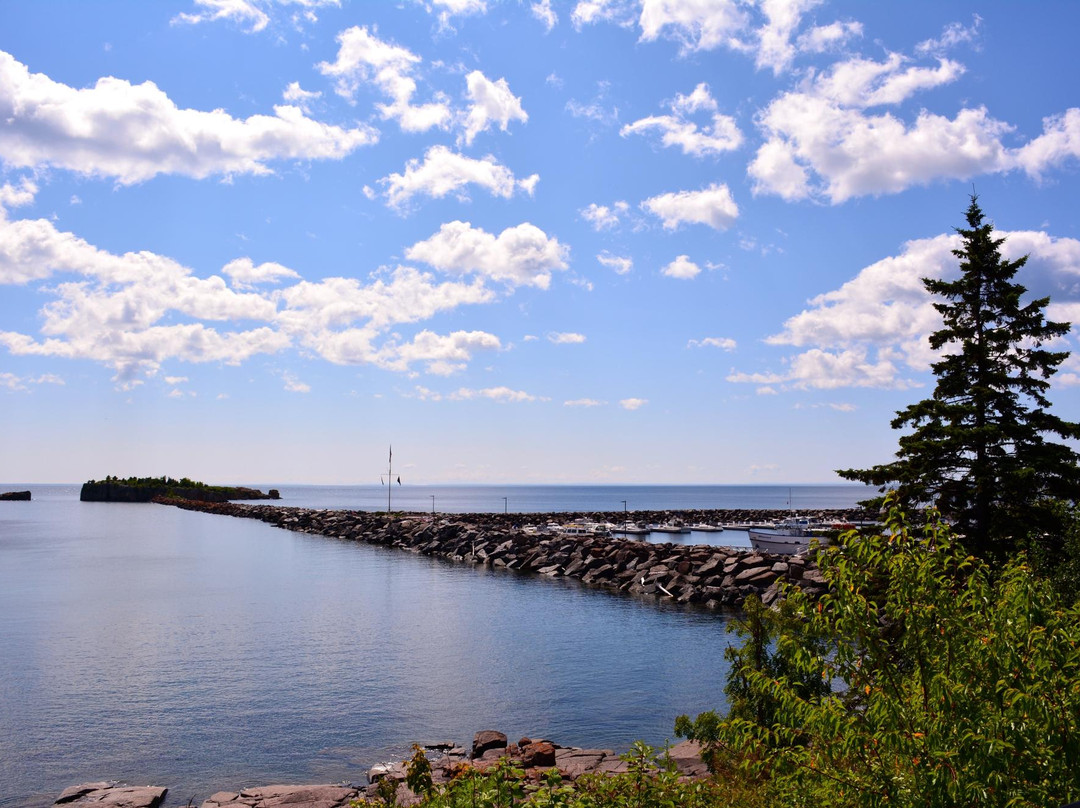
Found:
<box><xmin>172</xmin><ymin>0</ymin><xmax>270</xmax><ymax>32</ymax></box>
<box><xmin>727</xmin><ymin>229</ymin><xmax>1080</xmax><ymax>391</ymax></box>
<box><xmin>571</xmin><ymin>0</ymin><xmax>637</xmax><ymax>29</ymax></box>
<box><xmin>405</xmin><ymin>220</ymin><xmax>568</xmax><ymax>289</ymax></box>
<box><xmin>429</xmin><ymin>0</ymin><xmax>488</xmax><ymax>29</ymax></box>
<box><xmin>532</xmin><ymin>0</ymin><xmax>558</xmax><ymax>31</ymax></box>
<box><xmin>317</xmin><ymin>26</ymin><xmax>451</xmax><ymax>133</ymax></box>
<box><xmin>282</xmin><ymin>81</ymin><xmax>321</xmax><ymax>112</ymax></box>
<box><xmin>581</xmin><ymin>201</ymin><xmax>629</xmax><ymax>230</ymax></box>
<box><xmin>621</xmin><ymin>82</ymin><xmax>742</xmax><ymax>157</ymax></box>
<box><xmin>0</xmin><ymin>206</ymin><xmax>533</xmax><ymax>383</ymax></box>
<box><xmin>449</xmin><ymin>386</ymin><xmax>545</xmax><ymax>403</ymax></box>
<box><xmin>381</xmin><ymin>145</ymin><xmax>539</xmax><ymax>210</ymax></box>
<box><xmin>282</xmin><ymin>371</ymin><xmax>311</xmax><ymax>393</ymax></box>
<box><xmin>597</xmin><ymin>252</ymin><xmax>633</xmax><ymax>274</ymax></box>
<box><xmin>460</xmin><ymin>71</ymin><xmax>527</xmax><ymax>146</ymax></box>
<box><xmin>661</xmin><ymin>255</ymin><xmax>700</xmax><ymax>279</ymax></box>
<box><xmin>0</xmin><ymin>371</ymin><xmax>64</xmax><ymax>392</ymax></box>
<box><xmin>371</xmin><ymin>329</ymin><xmax>502</xmax><ymax>375</ymax></box>
<box><xmin>688</xmin><ymin>336</ymin><xmax>736</xmax><ymax>350</ymax></box>
<box><xmin>164</xmin><ymin>375</ymin><xmax>189</xmax><ymax>385</ymax></box>
<box><xmin>172</xmin><ymin>0</ymin><xmax>342</xmax><ymax>32</ymax></box>
<box><xmin>0</xmin><ymin>179</ymin><xmax>38</xmax><ymax>213</ymax></box>
<box><xmin>748</xmin><ymin>49</ymin><xmax>1080</xmax><ymax>202</ymax></box>
<box><xmin>1012</xmin><ymin>109</ymin><xmax>1080</xmax><ymax>181</ymax></box>
<box><xmin>638</xmin><ymin>0</ymin><xmax>749</xmax><ymax>53</ymax></box>
<box><xmin>796</xmin><ymin>20</ymin><xmax>862</xmax><ymax>55</ymax></box>
<box><xmin>619</xmin><ymin>397</ymin><xmax>647</xmax><ymax>410</ymax></box>
<box><xmin>0</xmin><ymin>52</ymin><xmax>377</xmax><ymax>185</ymax></box>
<box><xmin>916</xmin><ymin>15</ymin><xmax>982</xmax><ymax>56</ymax></box>
<box><xmin>565</xmin><ymin>397</ymin><xmax>605</xmax><ymax>407</ymax></box>
<box><xmin>548</xmin><ymin>332</ymin><xmax>586</xmax><ymax>344</ymax></box>
<box><xmin>222</xmin><ymin>258</ymin><xmax>301</xmax><ymax>289</ymax></box>
<box><xmin>642</xmin><ymin>183</ymin><xmax>739</xmax><ymax>230</ymax></box>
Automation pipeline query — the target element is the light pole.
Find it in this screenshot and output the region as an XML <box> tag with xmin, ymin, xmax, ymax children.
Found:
<box><xmin>502</xmin><ymin>496</ymin><xmax>508</xmax><ymax>514</ymax></box>
<box><xmin>622</xmin><ymin>500</ymin><xmax>627</xmax><ymax>517</ymax></box>
<box><xmin>431</xmin><ymin>494</ymin><xmax>435</xmax><ymax>515</ymax></box>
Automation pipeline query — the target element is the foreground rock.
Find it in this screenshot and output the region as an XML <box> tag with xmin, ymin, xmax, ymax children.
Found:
<box><xmin>55</xmin><ymin>783</ymin><xmax>167</xmax><ymax>808</ymax></box>
<box><xmin>160</xmin><ymin>500</ymin><xmax>862</xmax><ymax>608</ymax></box>
<box><xmin>361</xmin><ymin>731</ymin><xmax>708</xmax><ymax>805</ymax></box>
<box><xmin>0</xmin><ymin>490</ymin><xmax>31</xmax><ymax>500</ymax></box>
<box><xmin>200</xmin><ymin>784</ymin><xmax>359</xmax><ymax>808</ymax></box>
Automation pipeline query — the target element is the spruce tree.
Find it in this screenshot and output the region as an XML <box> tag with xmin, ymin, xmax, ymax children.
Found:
<box><xmin>839</xmin><ymin>196</ymin><xmax>1080</xmax><ymax>558</ymax></box>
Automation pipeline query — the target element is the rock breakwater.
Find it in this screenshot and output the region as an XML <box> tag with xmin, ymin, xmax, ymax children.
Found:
<box><xmin>159</xmin><ymin>501</ymin><xmax>869</xmax><ymax>608</ymax></box>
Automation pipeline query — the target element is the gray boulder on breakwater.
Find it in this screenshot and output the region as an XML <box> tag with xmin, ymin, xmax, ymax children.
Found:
<box><xmin>157</xmin><ymin>500</ymin><xmax>867</xmax><ymax>609</ymax></box>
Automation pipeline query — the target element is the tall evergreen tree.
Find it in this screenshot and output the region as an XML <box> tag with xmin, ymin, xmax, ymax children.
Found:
<box><xmin>839</xmin><ymin>196</ymin><xmax>1080</xmax><ymax>558</ymax></box>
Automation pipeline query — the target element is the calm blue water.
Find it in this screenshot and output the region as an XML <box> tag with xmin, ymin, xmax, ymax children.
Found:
<box><xmin>0</xmin><ymin>484</ymin><xmax>866</xmax><ymax>807</ymax></box>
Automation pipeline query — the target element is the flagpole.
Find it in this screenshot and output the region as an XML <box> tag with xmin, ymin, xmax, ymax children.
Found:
<box><xmin>388</xmin><ymin>445</ymin><xmax>392</xmax><ymax>514</ymax></box>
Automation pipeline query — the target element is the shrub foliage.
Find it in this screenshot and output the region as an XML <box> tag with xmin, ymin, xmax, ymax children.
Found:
<box><xmin>677</xmin><ymin>494</ymin><xmax>1080</xmax><ymax>807</ymax></box>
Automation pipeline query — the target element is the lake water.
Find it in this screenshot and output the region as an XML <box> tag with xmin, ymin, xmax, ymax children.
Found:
<box><xmin>0</xmin><ymin>484</ymin><xmax>869</xmax><ymax>807</ymax></box>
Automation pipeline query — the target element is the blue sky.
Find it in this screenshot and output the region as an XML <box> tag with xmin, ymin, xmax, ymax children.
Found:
<box><xmin>1</xmin><ymin>0</ymin><xmax>1078</xmax><ymax>485</ymax></box>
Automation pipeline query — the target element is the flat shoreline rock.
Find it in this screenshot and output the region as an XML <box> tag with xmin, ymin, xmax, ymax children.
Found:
<box><xmin>58</xmin><ymin>733</ymin><xmax>707</xmax><ymax>808</ymax></box>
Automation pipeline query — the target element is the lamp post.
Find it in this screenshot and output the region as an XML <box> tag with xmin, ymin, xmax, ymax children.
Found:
<box><xmin>502</xmin><ymin>496</ymin><xmax>508</xmax><ymax>514</ymax></box>
<box><xmin>431</xmin><ymin>494</ymin><xmax>435</xmax><ymax>515</ymax></box>
<box><xmin>622</xmin><ymin>500</ymin><xmax>627</xmax><ymax>517</ymax></box>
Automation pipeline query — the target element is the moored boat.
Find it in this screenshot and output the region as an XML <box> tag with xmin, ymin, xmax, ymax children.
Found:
<box><xmin>747</xmin><ymin>516</ymin><xmax>828</xmax><ymax>555</ymax></box>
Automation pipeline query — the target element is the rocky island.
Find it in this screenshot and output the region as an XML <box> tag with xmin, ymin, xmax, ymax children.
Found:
<box><xmin>80</xmin><ymin>476</ymin><xmax>280</xmax><ymax>503</ymax></box>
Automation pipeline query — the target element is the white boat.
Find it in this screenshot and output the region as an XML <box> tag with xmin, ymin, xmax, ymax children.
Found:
<box><xmin>747</xmin><ymin>517</ymin><xmax>828</xmax><ymax>555</ymax></box>
<box><xmin>557</xmin><ymin>521</ymin><xmax>610</xmax><ymax>537</ymax></box>
<box><xmin>648</xmin><ymin>523</ymin><xmax>690</xmax><ymax>534</ymax></box>
<box><xmin>689</xmin><ymin>523</ymin><xmax>725</xmax><ymax>532</ymax></box>
<box><xmin>611</xmin><ymin>522</ymin><xmax>650</xmax><ymax>536</ymax></box>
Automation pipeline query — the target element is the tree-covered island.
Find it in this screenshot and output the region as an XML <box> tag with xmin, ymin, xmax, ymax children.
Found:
<box><xmin>80</xmin><ymin>475</ymin><xmax>280</xmax><ymax>503</ymax></box>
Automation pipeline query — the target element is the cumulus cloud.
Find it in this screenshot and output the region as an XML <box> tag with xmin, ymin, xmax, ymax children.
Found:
<box><xmin>222</xmin><ymin>258</ymin><xmax>301</xmax><ymax>289</ymax></box>
<box><xmin>0</xmin><ymin>205</ymin><xmax>543</xmax><ymax>384</ymax></box>
<box><xmin>0</xmin><ymin>52</ymin><xmax>377</xmax><ymax>185</ymax></box>
<box><xmin>581</xmin><ymin>201</ymin><xmax>629</xmax><ymax>231</ymax></box>
<box><xmin>460</xmin><ymin>71</ymin><xmax>527</xmax><ymax>146</ymax></box>
<box><xmin>619</xmin><ymin>397</ymin><xmax>647</xmax><ymax>410</ymax></box>
<box><xmin>0</xmin><ymin>178</ymin><xmax>38</xmax><ymax>213</ymax></box>
<box><xmin>564</xmin><ymin>397</ymin><xmax>605</xmax><ymax>406</ymax></box>
<box><xmin>621</xmin><ymin>82</ymin><xmax>742</xmax><ymax>157</ymax></box>
<box><xmin>748</xmin><ymin>49</ymin><xmax>1080</xmax><ymax>202</ymax></box>
<box><xmin>548</xmin><ymin>331</ymin><xmax>586</xmax><ymax>344</ymax></box>
<box><xmin>642</xmin><ymin>183</ymin><xmax>739</xmax><ymax>230</ymax></box>
<box><xmin>317</xmin><ymin>26</ymin><xmax>451</xmax><ymax>133</ymax></box>
<box><xmin>597</xmin><ymin>252</ymin><xmax>633</xmax><ymax>274</ymax></box>
<box><xmin>380</xmin><ymin>145</ymin><xmax>539</xmax><ymax>210</ymax></box>
<box><xmin>688</xmin><ymin>336</ymin><xmax>736</xmax><ymax>350</ymax></box>
<box><xmin>405</xmin><ymin>220</ymin><xmax>568</xmax><ymax>289</ymax></box>
<box><xmin>573</xmin><ymin>0</ymin><xmax>863</xmax><ymax>74</ymax></box>
<box><xmin>661</xmin><ymin>255</ymin><xmax>700</xmax><ymax>279</ymax></box>
<box><xmin>282</xmin><ymin>81</ymin><xmax>321</xmax><ymax>112</ymax></box>
<box><xmin>727</xmin><ymin>229</ymin><xmax>1080</xmax><ymax>391</ymax></box>
<box><xmin>428</xmin><ymin>0</ymin><xmax>488</xmax><ymax>29</ymax></box>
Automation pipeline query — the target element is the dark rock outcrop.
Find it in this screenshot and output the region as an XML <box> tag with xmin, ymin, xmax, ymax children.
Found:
<box><xmin>0</xmin><ymin>490</ymin><xmax>31</xmax><ymax>500</ymax></box>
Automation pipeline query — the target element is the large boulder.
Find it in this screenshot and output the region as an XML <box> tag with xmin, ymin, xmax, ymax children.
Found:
<box><xmin>471</xmin><ymin>729</ymin><xmax>508</xmax><ymax>759</ymax></box>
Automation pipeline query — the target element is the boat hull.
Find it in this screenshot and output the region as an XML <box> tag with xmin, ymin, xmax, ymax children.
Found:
<box><xmin>747</xmin><ymin>529</ymin><xmax>830</xmax><ymax>556</ymax></box>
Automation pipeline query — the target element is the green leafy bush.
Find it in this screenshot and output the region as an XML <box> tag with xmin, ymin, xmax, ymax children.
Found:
<box><xmin>677</xmin><ymin>494</ymin><xmax>1080</xmax><ymax>808</ymax></box>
